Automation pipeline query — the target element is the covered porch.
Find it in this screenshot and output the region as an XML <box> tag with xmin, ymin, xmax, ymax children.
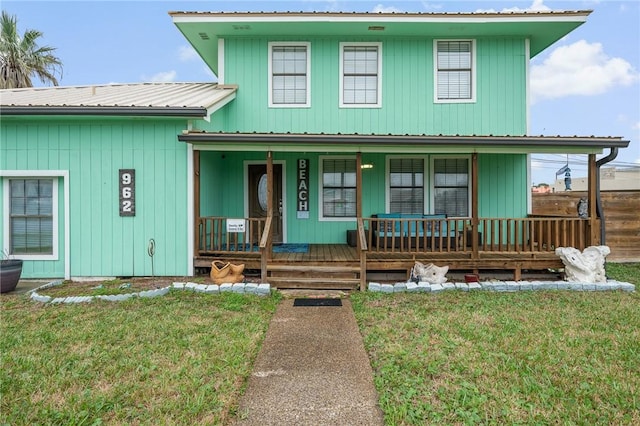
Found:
<box><xmin>183</xmin><ymin>133</ymin><xmax>628</xmax><ymax>290</ymax></box>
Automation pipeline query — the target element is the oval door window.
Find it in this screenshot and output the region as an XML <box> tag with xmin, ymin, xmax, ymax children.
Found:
<box><xmin>258</xmin><ymin>174</ymin><xmax>268</xmax><ymax>211</ymax></box>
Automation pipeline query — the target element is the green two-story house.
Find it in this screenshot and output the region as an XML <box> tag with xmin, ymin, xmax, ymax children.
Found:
<box><xmin>0</xmin><ymin>10</ymin><xmax>629</xmax><ymax>287</ymax></box>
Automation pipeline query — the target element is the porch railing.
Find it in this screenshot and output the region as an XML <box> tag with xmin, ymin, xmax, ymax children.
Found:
<box><xmin>362</xmin><ymin>217</ymin><xmax>592</xmax><ymax>254</ymax></box>
<box><xmin>197</xmin><ymin>216</ymin><xmax>593</xmax><ymax>256</ymax></box>
<box><xmin>197</xmin><ymin>217</ymin><xmax>266</xmax><ymax>254</ymax></box>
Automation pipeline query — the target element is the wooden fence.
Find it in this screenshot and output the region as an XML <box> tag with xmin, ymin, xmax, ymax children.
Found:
<box><xmin>532</xmin><ymin>191</ymin><xmax>640</xmax><ymax>262</ymax></box>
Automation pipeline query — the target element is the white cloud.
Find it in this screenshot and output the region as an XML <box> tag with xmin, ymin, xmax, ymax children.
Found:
<box><xmin>372</xmin><ymin>4</ymin><xmax>403</xmax><ymax>13</ymax></box>
<box><xmin>178</xmin><ymin>45</ymin><xmax>199</xmax><ymax>62</ymax></box>
<box><xmin>477</xmin><ymin>0</ymin><xmax>551</xmax><ymax>13</ymax></box>
<box><xmin>530</xmin><ymin>40</ymin><xmax>639</xmax><ymax>103</ymax></box>
<box><xmin>146</xmin><ymin>70</ymin><xmax>177</xmax><ymax>83</ymax></box>
<box><xmin>420</xmin><ymin>2</ymin><xmax>443</xmax><ymax>11</ymax></box>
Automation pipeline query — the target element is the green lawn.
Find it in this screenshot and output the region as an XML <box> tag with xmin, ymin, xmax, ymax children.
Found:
<box><xmin>352</xmin><ymin>263</ymin><xmax>640</xmax><ymax>425</ymax></box>
<box><xmin>2</xmin><ymin>264</ymin><xmax>638</xmax><ymax>425</ymax></box>
<box><xmin>1</xmin><ymin>291</ymin><xmax>279</xmax><ymax>425</ymax></box>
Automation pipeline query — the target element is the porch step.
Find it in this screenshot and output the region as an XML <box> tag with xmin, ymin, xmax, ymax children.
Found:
<box><xmin>267</xmin><ymin>277</ymin><xmax>361</xmax><ymax>290</ymax></box>
<box><xmin>266</xmin><ymin>264</ymin><xmax>361</xmax><ymax>290</ymax></box>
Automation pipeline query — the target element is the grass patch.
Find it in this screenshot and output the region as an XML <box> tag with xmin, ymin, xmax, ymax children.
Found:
<box><xmin>606</xmin><ymin>262</ymin><xmax>640</xmax><ymax>285</ymax></box>
<box><xmin>352</xmin><ymin>290</ymin><xmax>640</xmax><ymax>425</ymax></box>
<box><xmin>1</xmin><ymin>290</ymin><xmax>280</xmax><ymax>425</ymax></box>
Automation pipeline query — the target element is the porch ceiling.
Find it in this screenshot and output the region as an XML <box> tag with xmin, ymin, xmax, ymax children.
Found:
<box><xmin>178</xmin><ymin>132</ymin><xmax>629</xmax><ymax>154</ymax></box>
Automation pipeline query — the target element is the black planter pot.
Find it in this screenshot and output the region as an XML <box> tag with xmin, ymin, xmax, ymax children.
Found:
<box><xmin>0</xmin><ymin>259</ymin><xmax>23</xmax><ymax>293</ymax></box>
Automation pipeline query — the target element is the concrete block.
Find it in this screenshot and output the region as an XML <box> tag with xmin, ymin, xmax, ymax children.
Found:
<box><xmin>582</xmin><ymin>283</ymin><xmax>596</xmax><ymax>291</ymax></box>
<box><xmin>394</xmin><ymin>282</ymin><xmax>407</xmax><ymax>293</ymax></box>
<box><xmin>468</xmin><ymin>282</ymin><xmax>482</xmax><ymax>291</ymax></box>
<box><xmin>380</xmin><ymin>284</ymin><xmax>394</xmax><ymax>293</ymax></box>
<box><xmin>594</xmin><ymin>283</ymin><xmax>612</xmax><ymax>291</ymax></box>
<box><xmin>406</xmin><ymin>282</ymin><xmax>419</xmax><ymax>292</ymax></box>
<box><xmin>139</xmin><ymin>287</ymin><xmax>170</xmax><ymax>298</ymax></box>
<box><xmin>172</xmin><ymin>282</ymin><xmax>186</xmax><ymax>290</ymax></box>
<box><xmin>442</xmin><ymin>283</ymin><xmax>456</xmax><ymax>291</ymax></box>
<box><xmin>417</xmin><ymin>282</ymin><xmax>431</xmax><ymax>292</ymax></box>
<box><xmin>519</xmin><ymin>282</ymin><xmax>534</xmax><ymax>291</ymax></box>
<box><xmin>368</xmin><ymin>282</ymin><xmax>381</xmax><ymax>292</ymax></box>
<box><xmin>568</xmin><ymin>282</ymin><xmax>584</xmax><ymax>291</ymax></box>
<box><xmin>256</xmin><ymin>283</ymin><xmax>271</xmax><ymax>295</ymax></box>
<box><xmin>430</xmin><ymin>284</ymin><xmax>444</xmax><ymax>293</ymax></box>
<box><xmin>244</xmin><ymin>283</ymin><xmax>258</xmax><ymax>294</ymax></box>
<box><xmin>540</xmin><ymin>282</ymin><xmax>558</xmax><ymax>290</ymax></box>
<box><xmin>219</xmin><ymin>283</ymin><xmax>233</xmax><ymax>292</ymax></box>
<box><xmin>619</xmin><ymin>282</ymin><xmax>635</xmax><ymax>292</ymax></box>
<box><xmin>455</xmin><ymin>282</ymin><xmax>469</xmax><ymax>291</ymax></box>
<box><xmin>232</xmin><ymin>283</ymin><xmax>246</xmax><ymax>293</ymax></box>
<box><xmin>505</xmin><ymin>281</ymin><xmax>520</xmax><ymax>292</ymax></box>
<box><xmin>492</xmin><ymin>282</ymin><xmax>508</xmax><ymax>292</ymax></box>
<box><xmin>30</xmin><ymin>293</ymin><xmax>52</xmax><ymax>303</ymax></box>
<box><xmin>556</xmin><ymin>282</ymin><xmax>572</xmax><ymax>291</ymax></box>
<box><xmin>184</xmin><ymin>282</ymin><xmax>198</xmax><ymax>291</ymax></box>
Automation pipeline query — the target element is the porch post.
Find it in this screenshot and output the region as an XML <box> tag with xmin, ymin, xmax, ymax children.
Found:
<box><xmin>193</xmin><ymin>150</ymin><xmax>201</xmax><ymax>257</ymax></box>
<box><xmin>356</xmin><ymin>152</ymin><xmax>363</xmax><ymax>250</ymax></box>
<box><xmin>471</xmin><ymin>153</ymin><xmax>479</xmax><ymax>263</ymax></box>
<box><xmin>266</xmin><ymin>151</ymin><xmax>273</xmax><ymax>257</ymax></box>
<box><xmin>587</xmin><ymin>154</ymin><xmax>598</xmax><ymax>245</ymax></box>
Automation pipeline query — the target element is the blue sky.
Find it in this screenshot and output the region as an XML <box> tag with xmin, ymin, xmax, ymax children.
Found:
<box><xmin>3</xmin><ymin>0</ymin><xmax>639</xmax><ymax>185</ymax></box>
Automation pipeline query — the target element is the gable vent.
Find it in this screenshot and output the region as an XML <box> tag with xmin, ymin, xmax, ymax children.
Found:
<box><xmin>198</xmin><ymin>32</ymin><xmax>210</xmax><ymax>40</ymax></box>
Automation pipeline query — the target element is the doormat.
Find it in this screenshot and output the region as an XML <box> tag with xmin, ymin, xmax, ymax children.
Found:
<box><xmin>293</xmin><ymin>298</ymin><xmax>343</xmax><ymax>307</ymax></box>
<box><xmin>273</xmin><ymin>243</ymin><xmax>309</xmax><ymax>253</ymax></box>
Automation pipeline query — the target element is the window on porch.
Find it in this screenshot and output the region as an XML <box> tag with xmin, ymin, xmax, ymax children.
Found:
<box><xmin>321</xmin><ymin>157</ymin><xmax>356</xmax><ymax>219</ymax></box>
<box><xmin>389</xmin><ymin>158</ymin><xmax>424</xmax><ymax>214</ymax></box>
<box><xmin>432</xmin><ymin>158</ymin><xmax>469</xmax><ymax>217</ymax></box>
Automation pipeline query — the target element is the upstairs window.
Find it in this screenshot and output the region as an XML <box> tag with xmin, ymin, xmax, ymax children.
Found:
<box><xmin>388</xmin><ymin>158</ymin><xmax>424</xmax><ymax>214</ymax></box>
<box><xmin>269</xmin><ymin>42</ymin><xmax>310</xmax><ymax>107</ymax></box>
<box><xmin>340</xmin><ymin>42</ymin><xmax>382</xmax><ymax>107</ymax></box>
<box><xmin>432</xmin><ymin>157</ymin><xmax>469</xmax><ymax>217</ymax></box>
<box><xmin>320</xmin><ymin>157</ymin><xmax>356</xmax><ymax>219</ymax></box>
<box><xmin>435</xmin><ymin>40</ymin><xmax>475</xmax><ymax>102</ymax></box>
<box><xmin>8</xmin><ymin>178</ymin><xmax>55</xmax><ymax>255</ymax></box>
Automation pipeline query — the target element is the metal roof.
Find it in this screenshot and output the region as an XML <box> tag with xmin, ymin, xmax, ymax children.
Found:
<box><xmin>0</xmin><ymin>83</ymin><xmax>237</xmax><ymax>118</ymax></box>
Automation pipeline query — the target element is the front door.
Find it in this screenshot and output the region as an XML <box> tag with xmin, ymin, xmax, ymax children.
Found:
<box><xmin>248</xmin><ymin>164</ymin><xmax>283</xmax><ymax>243</ymax></box>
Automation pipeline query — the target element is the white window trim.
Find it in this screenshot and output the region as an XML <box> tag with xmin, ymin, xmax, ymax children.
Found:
<box><xmin>429</xmin><ymin>155</ymin><xmax>472</xmax><ymax>217</ymax></box>
<box><xmin>433</xmin><ymin>39</ymin><xmax>476</xmax><ymax>104</ymax></box>
<box><xmin>339</xmin><ymin>41</ymin><xmax>382</xmax><ymax>108</ymax></box>
<box><xmin>385</xmin><ymin>155</ymin><xmax>428</xmax><ymax>214</ymax></box>
<box><xmin>268</xmin><ymin>41</ymin><xmax>311</xmax><ymax>108</ymax></box>
<box><xmin>318</xmin><ymin>155</ymin><xmax>357</xmax><ymax>222</ymax></box>
<box><xmin>2</xmin><ymin>171</ymin><xmax>70</xmax><ymax>278</ymax></box>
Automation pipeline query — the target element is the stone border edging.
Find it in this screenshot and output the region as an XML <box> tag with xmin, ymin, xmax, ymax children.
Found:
<box><xmin>28</xmin><ymin>281</ymin><xmax>271</xmax><ymax>304</ymax></box>
<box><xmin>368</xmin><ymin>280</ymin><xmax>635</xmax><ymax>293</ymax></box>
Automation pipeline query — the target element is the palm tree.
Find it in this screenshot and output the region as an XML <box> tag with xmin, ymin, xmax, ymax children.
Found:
<box><xmin>0</xmin><ymin>10</ymin><xmax>62</xmax><ymax>89</ymax></box>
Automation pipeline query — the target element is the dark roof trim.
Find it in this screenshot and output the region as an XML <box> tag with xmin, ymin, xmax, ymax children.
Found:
<box><xmin>178</xmin><ymin>132</ymin><xmax>629</xmax><ymax>149</ymax></box>
<box><xmin>1</xmin><ymin>106</ymin><xmax>208</xmax><ymax>118</ymax></box>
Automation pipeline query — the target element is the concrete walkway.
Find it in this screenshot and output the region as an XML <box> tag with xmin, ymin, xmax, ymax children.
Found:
<box><xmin>233</xmin><ymin>298</ymin><xmax>384</xmax><ymax>425</ymax></box>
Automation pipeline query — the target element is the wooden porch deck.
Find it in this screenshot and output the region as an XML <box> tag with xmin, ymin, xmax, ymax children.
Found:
<box><xmin>195</xmin><ymin>243</ymin><xmax>564</xmax><ymax>290</ymax></box>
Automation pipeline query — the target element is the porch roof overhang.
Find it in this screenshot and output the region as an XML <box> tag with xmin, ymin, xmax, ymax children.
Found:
<box><xmin>178</xmin><ymin>132</ymin><xmax>629</xmax><ymax>155</ymax></box>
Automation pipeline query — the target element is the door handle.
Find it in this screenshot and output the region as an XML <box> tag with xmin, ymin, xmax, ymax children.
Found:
<box><xmin>278</xmin><ymin>199</ymin><xmax>283</xmax><ymax>215</ymax></box>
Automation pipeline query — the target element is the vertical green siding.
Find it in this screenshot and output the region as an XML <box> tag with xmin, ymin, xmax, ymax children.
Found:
<box><xmin>206</xmin><ymin>36</ymin><xmax>527</xmax><ymax>136</ymax></box>
<box><xmin>1</xmin><ymin>118</ymin><xmax>190</xmax><ymax>278</ymax></box>
<box><xmin>478</xmin><ymin>153</ymin><xmax>528</xmax><ymax>218</ymax></box>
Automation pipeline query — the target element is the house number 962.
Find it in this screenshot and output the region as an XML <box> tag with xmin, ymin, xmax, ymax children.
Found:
<box><xmin>119</xmin><ymin>169</ymin><xmax>135</xmax><ymax>216</ymax></box>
